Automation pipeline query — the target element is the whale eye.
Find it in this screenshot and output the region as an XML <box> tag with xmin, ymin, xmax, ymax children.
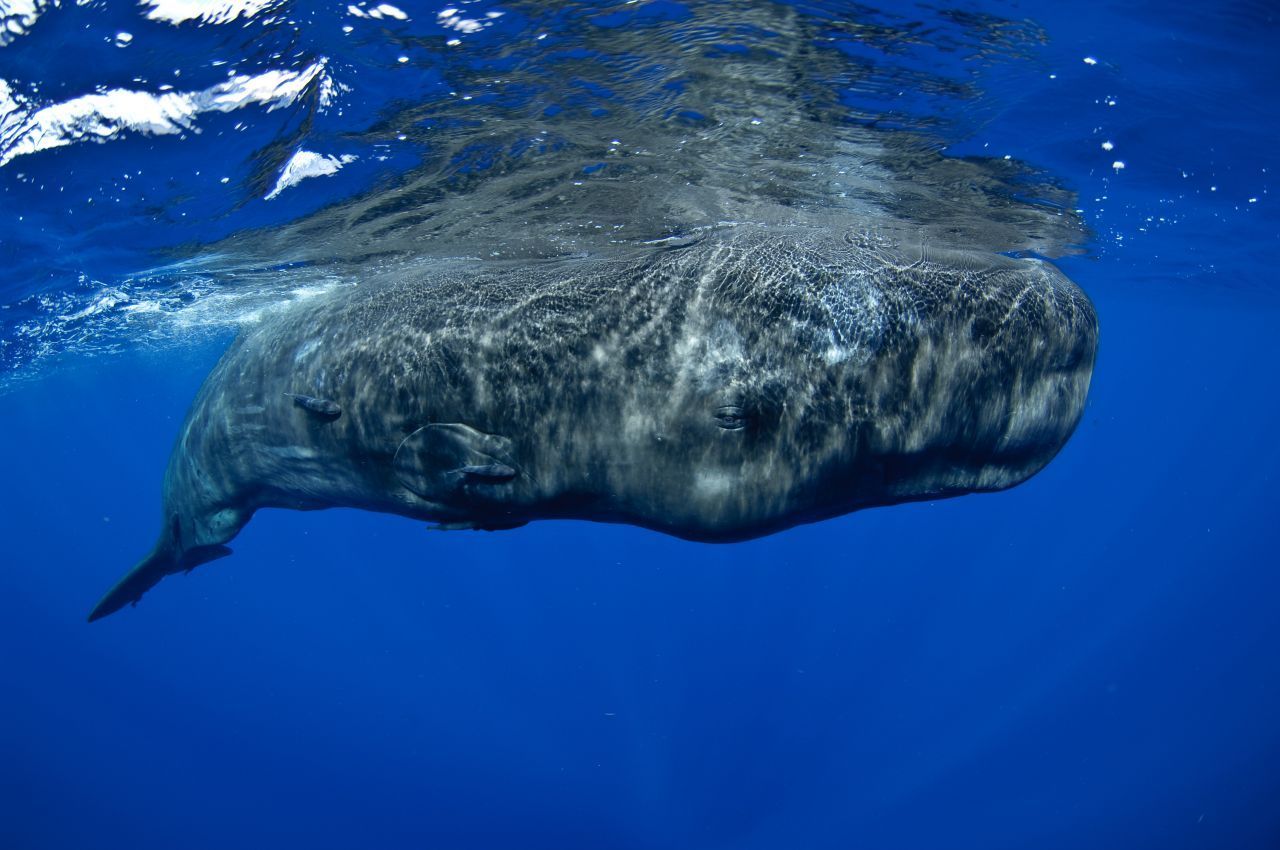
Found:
<box><xmin>714</xmin><ymin>405</ymin><xmax>749</xmax><ymax>431</ymax></box>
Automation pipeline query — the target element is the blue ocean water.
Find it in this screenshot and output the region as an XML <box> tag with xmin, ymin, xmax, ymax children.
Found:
<box><xmin>1</xmin><ymin>1</ymin><xmax>1278</xmax><ymax>848</ymax></box>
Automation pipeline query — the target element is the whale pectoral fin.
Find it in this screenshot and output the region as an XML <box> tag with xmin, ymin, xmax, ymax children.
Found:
<box><xmin>394</xmin><ymin>423</ymin><xmax>518</xmax><ymax>501</ymax></box>
<box><xmin>87</xmin><ymin>543</ymin><xmax>233</xmax><ymax>622</ymax></box>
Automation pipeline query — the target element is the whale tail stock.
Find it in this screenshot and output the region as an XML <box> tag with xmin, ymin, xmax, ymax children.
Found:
<box><xmin>87</xmin><ymin>517</ymin><xmax>233</xmax><ymax>622</ymax></box>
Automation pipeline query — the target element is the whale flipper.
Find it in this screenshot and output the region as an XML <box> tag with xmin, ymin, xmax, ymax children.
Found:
<box><xmin>393</xmin><ymin>423</ymin><xmax>518</xmax><ymax>501</ymax></box>
<box><xmin>87</xmin><ymin>543</ymin><xmax>232</xmax><ymax>622</ymax></box>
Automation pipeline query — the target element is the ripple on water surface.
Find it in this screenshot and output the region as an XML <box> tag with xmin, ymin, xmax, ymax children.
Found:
<box><xmin>1</xmin><ymin>0</ymin><xmax>1109</xmax><ymax>388</ymax></box>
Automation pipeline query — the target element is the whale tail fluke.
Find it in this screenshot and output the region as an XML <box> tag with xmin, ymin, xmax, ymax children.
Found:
<box><xmin>87</xmin><ymin>540</ymin><xmax>232</xmax><ymax>623</ymax></box>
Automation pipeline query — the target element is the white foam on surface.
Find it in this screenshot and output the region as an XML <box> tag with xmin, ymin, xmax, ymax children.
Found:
<box><xmin>347</xmin><ymin>2</ymin><xmax>408</xmax><ymax>20</ymax></box>
<box><xmin>437</xmin><ymin>7</ymin><xmax>501</xmax><ymax>35</ymax></box>
<box><xmin>0</xmin><ymin>0</ymin><xmax>49</xmax><ymax>47</ymax></box>
<box><xmin>265</xmin><ymin>149</ymin><xmax>357</xmax><ymax>200</ymax></box>
<box><xmin>0</xmin><ymin>60</ymin><xmax>326</xmax><ymax>166</ymax></box>
<box><xmin>140</xmin><ymin>0</ymin><xmax>278</xmax><ymax>25</ymax></box>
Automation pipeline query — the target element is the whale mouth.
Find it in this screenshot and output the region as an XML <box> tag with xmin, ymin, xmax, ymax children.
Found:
<box><xmin>87</xmin><ymin>541</ymin><xmax>233</xmax><ymax>623</ymax></box>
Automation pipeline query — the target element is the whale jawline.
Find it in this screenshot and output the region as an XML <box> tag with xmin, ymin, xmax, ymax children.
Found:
<box><xmin>87</xmin><ymin>542</ymin><xmax>232</xmax><ymax>623</ymax></box>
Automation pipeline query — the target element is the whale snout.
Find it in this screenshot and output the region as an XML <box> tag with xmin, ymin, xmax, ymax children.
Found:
<box><xmin>991</xmin><ymin>260</ymin><xmax>1098</xmax><ymax>456</ymax></box>
<box><xmin>872</xmin><ymin>256</ymin><xmax>1098</xmax><ymax>495</ymax></box>
<box><xmin>757</xmin><ymin>248</ymin><xmax>1097</xmax><ymax>520</ymax></box>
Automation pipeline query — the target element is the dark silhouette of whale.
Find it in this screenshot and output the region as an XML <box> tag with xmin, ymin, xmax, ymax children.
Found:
<box><xmin>88</xmin><ymin>227</ymin><xmax>1097</xmax><ymax>621</ymax></box>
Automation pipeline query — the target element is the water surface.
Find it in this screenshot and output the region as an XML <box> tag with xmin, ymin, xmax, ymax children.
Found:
<box><xmin>1</xmin><ymin>1</ymin><xmax>1278</xmax><ymax>848</ymax></box>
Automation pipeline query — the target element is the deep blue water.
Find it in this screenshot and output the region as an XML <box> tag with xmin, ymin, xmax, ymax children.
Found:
<box><xmin>2</xmin><ymin>2</ymin><xmax>1279</xmax><ymax>849</ymax></box>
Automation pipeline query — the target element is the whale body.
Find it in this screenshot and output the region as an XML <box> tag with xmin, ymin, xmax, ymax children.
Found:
<box><xmin>88</xmin><ymin>227</ymin><xmax>1097</xmax><ymax>621</ymax></box>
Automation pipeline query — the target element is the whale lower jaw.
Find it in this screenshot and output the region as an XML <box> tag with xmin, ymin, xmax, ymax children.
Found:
<box><xmin>86</xmin><ymin>542</ymin><xmax>233</xmax><ymax>622</ymax></box>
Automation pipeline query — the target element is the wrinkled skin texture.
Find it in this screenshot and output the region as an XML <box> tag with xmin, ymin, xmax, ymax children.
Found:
<box><xmin>88</xmin><ymin>226</ymin><xmax>1097</xmax><ymax>620</ymax></box>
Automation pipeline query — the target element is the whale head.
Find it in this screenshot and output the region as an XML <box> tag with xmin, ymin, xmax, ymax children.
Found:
<box><xmin>596</xmin><ymin>233</ymin><xmax>1097</xmax><ymax>540</ymax></box>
